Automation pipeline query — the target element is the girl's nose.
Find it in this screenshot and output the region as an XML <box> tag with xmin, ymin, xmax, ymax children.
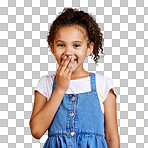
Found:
<box><xmin>63</xmin><ymin>55</ymin><xmax>73</xmax><ymax>59</ymax></box>
<box><xmin>63</xmin><ymin>51</ymin><xmax>73</xmax><ymax>58</ymax></box>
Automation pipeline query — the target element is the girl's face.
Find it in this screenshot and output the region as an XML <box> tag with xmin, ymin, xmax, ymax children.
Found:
<box><xmin>51</xmin><ymin>25</ymin><xmax>94</xmax><ymax>74</ymax></box>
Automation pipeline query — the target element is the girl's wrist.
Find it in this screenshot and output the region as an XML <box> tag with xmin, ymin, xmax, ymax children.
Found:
<box><xmin>54</xmin><ymin>88</ymin><xmax>66</xmax><ymax>96</ymax></box>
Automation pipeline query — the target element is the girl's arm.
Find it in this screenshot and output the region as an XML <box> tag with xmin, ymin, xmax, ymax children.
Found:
<box><xmin>29</xmin><ymin>88</ymin><xmax>65</xmax><ymax>139</ymax></box>
<box><xmin>29</xmin><ymin>56</ymin><xmax>74</xmax><ymax>139</ymax></box>
<box><xmin>103</xmin><ymin>89</ymin><xmax>120</xmax><ymax>148</ymax></box>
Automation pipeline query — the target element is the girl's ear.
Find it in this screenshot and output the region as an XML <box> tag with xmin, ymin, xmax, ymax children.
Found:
<box><xmin>86</xmin><ymin>42</ymin><xmax>94</xmax><ymax>57</ymax></box>
<box><xmin>50</xmin><ymin>43</ymin><xmax>54</xmax><ymax>54</ymax></box>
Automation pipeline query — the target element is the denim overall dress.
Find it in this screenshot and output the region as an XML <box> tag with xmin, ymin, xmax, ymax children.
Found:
<box><xmin>43</xmin><ymin>72</ymin><xmax>108</xmax><ymax>148</ymax></box>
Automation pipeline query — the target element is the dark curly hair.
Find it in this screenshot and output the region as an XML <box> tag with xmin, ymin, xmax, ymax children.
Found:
<box><xmin>47</xmin><ymin>8</ymin><xmax>105</xmax><ymax>65</ymax></box>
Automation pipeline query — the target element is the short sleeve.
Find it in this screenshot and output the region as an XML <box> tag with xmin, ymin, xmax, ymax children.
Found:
<box><xmin>34</xmin><ymin>76</ymin><xmax>48</xmax><ymax>99</ymax></box>
<box><xmin>103</xmin><ymin>78</ymin><xmax>117</xmax><ymax>102</ymax></box>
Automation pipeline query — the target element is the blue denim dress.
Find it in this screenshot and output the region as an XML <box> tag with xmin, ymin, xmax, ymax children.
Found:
<box><xmin>43</xmin><ymin>72</ymin><xmax>108</xmax><ymax>148</ymax></box>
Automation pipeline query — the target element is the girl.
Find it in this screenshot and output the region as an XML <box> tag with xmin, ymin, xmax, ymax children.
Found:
<box><xmin>29</xmin><ymin>8</ymin><xmax>120</xmax><ymax>148</ymax></box>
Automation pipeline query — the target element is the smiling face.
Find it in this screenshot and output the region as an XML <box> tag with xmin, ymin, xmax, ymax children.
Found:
<box><xmin>50</xmin><ymin>25</ymin><xmax>94</xmax><ymax>78</ymax></box>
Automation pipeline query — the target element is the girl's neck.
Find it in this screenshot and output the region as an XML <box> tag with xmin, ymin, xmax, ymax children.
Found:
<box><xmin>70</xmin><ymin>70</ymin><xmax>90</xmax><ymax>80</ymax></box>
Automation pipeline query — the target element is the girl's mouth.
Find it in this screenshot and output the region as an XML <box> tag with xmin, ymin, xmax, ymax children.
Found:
<box><xmin>61</xmin><ymin>58</ymin><xmax>78</xmax><ymax>62</ymax></box>
<box><xmin>74</xmin><ymin>59</ymin><xmax>77</xmax><ymax>62</ymax></box>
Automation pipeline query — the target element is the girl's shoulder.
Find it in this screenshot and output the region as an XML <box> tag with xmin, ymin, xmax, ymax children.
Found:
<box><xmin>95</xmin><ymin>73</ymin><xmax>117</xmax><ymax>102</ymax></box>
<box><xmin>34</xmin><ymin>74</ymin><xmax>56</xmax><ymax>101</ymax></box>
<box><xmin>35</xmin><ymin>74</ymin><xmax>55</xmax><ymax>87</ymax></box>
<box><xmin>39</xmin><ymin>73</ymin><xmax>56</xmax><ymax>84</ymax></box>
<box><xmin>96</xmin><ymin>73</ymin><xmax>113</xmax><ymax>86</ymax></box>
<box><xmin>43</xmin><ymin>73</ymin><xmax>55</xmax><ymax>82</ymax></box>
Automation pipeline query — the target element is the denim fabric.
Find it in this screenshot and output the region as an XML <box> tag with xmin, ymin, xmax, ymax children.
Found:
<box><xmin>43</xmin><ymin>72</ymin><xmax>108</xmax><ymax>148</ymax></box>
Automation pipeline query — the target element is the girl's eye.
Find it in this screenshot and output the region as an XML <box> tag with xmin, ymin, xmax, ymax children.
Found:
<box><xmin>74</xmin><ymin>44</ymin><xmax>80</xmax><ymax>47</ymax></box>
<box><xmin>57</xmin><ymin>44</ymin><xmax>64</xmax><ymax>47</ymax></box>
<box><xmin>57</xmin><ymin>44</ymin><xmax>80</xmax><ymax>48</ymax></box>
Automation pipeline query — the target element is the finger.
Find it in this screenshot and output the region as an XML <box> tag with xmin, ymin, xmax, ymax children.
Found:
<box><xmin>60</xmin><ymin>56</ymin><xmax>72</xmax><ymax>73</ymax></box>
<box><xmin>65</xmin><ymin>58</ymin><xmax>75</xmax><ymax>74</ymax></box>
<box><xmin>57</xmin><ymin>56</ymin><xmax>67</xmax><ymax>73</ymax></box>
<box><xmin>68</xmin><ymin>63</ymin><xmax>74</xmax><ymax>77</ymax></box>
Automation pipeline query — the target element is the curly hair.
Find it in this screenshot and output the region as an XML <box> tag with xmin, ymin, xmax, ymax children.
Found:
<box><xmin>47</xmin><ymin>8</ymin><xmax>105</xmax><ymax>65</ymax></box>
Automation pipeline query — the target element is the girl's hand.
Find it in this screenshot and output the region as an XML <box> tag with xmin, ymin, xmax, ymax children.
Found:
<box><xmin>55</xmin><ymin>56</ymin><xmax>75</xmax><ymax>93</ymax></box>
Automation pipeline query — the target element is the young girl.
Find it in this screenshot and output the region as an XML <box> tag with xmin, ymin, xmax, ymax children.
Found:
<box><xmin>29</xmin><ymin>8</ymin><xmax>120</xmax><ymax>148</ymax></box>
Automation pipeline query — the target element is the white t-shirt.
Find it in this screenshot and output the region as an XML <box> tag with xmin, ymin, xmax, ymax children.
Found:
<box><xmin>34</xmin><ymin>73</ymin><xmax>117</xmax><ymax>114</ymax></box>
